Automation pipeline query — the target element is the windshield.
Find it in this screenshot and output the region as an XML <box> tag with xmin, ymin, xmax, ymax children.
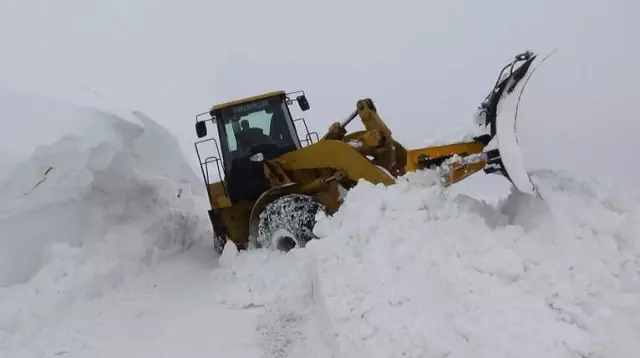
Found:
<box><xmin>215</xmin><ymin>95</ymin><xmax>301</xmax><ymax>168</ymax></box>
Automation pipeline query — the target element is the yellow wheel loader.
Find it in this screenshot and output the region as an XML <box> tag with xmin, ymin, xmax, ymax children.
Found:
<box><xmin>194</xmin><ymin>51</ymin><xmax>540</xmax><ymax>254</ymax></box>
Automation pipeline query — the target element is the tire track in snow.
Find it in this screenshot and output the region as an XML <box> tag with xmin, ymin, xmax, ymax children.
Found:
<box><xmin>213</xmin><ymin>246</ymin><xmax>334</xmax><ymax>358</ymax></box>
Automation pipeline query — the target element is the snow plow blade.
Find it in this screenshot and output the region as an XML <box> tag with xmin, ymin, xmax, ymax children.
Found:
<box><xmin>476</xmin><ymin>51</ymin><xmax>540</xmax><ymax>196</ymax></box>
<box><xmin>406</xmin><ymin>51</ymin><xmax>541</xmax><ymax>196</ymax></box>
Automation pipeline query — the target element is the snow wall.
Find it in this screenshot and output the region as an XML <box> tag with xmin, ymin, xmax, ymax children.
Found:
<box><xmin>0</xmin><ymin>108</ymin><xmax>212</xmax><ymax>344</ymax></box>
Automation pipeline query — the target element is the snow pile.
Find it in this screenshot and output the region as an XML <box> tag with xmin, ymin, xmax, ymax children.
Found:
<box><xmin>307</xmin><ymin>170</ymin><xmax>640</xmax><ymax>358</ymax></box>
<box><xmin>216</xmin><ymin>169</ymin><xmax>639</xmax><ymax>358</ymax></box>
<box><xmin>0</xmin><ymin>108</ymin><xmax>211</xmax><ymax>351</ymax></box>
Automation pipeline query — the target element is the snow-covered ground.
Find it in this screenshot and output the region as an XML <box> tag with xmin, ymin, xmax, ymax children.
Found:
<box><xmin>1</xmin><ymin>104</ymin><xmax>639</xmax><ymax>358</ymax></box>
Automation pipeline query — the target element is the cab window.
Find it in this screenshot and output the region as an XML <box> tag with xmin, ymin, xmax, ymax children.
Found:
<box><xmin>216</xmin><ymin>96</ymin><xmax>301</xmax><ymax>165</ymax></box>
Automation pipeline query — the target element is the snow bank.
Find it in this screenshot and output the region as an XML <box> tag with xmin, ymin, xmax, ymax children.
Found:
<box><xmin>0</xmin><ymin>108</ymin><xmax>211</xmax><ymax>350</ymax></box>
<box><xmin>216</xmin><ymin>169</ymin><xmax>639</xmax><ymax>358</ymax></box>
<box><xmin>307</xmin><ymin>170</ymin><xmax>640</xmax><ymax>358</ymax></box>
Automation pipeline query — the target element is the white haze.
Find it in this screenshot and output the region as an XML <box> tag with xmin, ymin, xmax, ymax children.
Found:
<box><xmin>1</xmin><ymin>0</ymin><xmax>639</xmax><ymax>190</ymax></box>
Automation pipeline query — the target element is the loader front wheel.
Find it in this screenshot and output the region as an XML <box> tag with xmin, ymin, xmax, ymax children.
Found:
<box><xmin>253</xmin><ymin>194</ymin><xmax>327</xmax><ymax>252</ymax></box>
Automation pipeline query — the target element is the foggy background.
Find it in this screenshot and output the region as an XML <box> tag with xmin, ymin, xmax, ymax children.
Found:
<box><xmin>1</xmin><ymin>0</ymin><xmax>638</xmax><ymax>193</ymax></box>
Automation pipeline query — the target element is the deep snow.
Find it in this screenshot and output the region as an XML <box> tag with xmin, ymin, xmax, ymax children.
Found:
<box><xmin>1</xmin><ymin>104</ymin><xmax>639</xmax><ymax>358</ymax></box>
<box><xmin>0</xmin><ymin>107</ymin><xmax>328</xmax><ymax>358</ymax></box>
<box><xmin>215</xmin><ymin>169</ymin><xmax>640</xmax><ymax>358</ymax></box>
<box><xmin>0</xmin><ymin>109</ymin><xmax>206</xmax><ymax>288</ymax></box>
<box><xmin>309</xmin><ymin>170</ymin><xmax>640</xmax><ymax>357</ymax></box>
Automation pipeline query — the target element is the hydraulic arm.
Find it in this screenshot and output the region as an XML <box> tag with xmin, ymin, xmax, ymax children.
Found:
<box><xmin>322</xmin><ymin>98</ymin><xmax>490</xmax><ymax>186</ymax></box>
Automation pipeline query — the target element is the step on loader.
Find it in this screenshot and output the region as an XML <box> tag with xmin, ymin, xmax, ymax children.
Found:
<box><xmin>193</xmin><ymin>51</ymin><xmax>540</xmax><ymax>254</ymax></box>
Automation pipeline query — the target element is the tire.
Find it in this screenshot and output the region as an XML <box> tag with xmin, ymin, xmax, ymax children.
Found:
<box><xmin>253</xmin><ymin>194</ymin><xmax>327</xmax><ymax>251</ymax></box>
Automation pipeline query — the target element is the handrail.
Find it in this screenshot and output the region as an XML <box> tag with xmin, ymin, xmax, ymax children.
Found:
<box><xmin>294</xmin><ymin>117</ymin><xmax>316</xmax><ymax>146</ymax></box>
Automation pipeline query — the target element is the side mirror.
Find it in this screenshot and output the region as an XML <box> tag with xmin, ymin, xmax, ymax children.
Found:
<box><xmin>297</xmin><ymin>95</ymin><xmax>310</xmax><ymax>111</ymax></box>
<box><xmin>196</xmin><ymin>121</ymin><xmax>207</xmax><ymax>138</ymax></box>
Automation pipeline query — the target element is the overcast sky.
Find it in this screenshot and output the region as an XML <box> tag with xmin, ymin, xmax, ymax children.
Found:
<box><xmin>1</xmin><ymin>0</ymin><xmax>638</xmax><ymax>190</ymax></box>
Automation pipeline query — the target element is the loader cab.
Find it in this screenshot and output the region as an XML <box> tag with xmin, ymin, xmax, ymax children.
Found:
<box><xmin>194</xmin><ymin>90</ymin><xmax>312</xmax><ymax>204</ymax></box>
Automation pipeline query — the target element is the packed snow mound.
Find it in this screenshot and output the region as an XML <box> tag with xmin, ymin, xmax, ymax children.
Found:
<box><xmin>0</xmin><ymin>108</ymin><xmax>211</xmax><ymax>349</ymax></box>
<box><xmin>217</xmin><ymin>170</ymin><xmax>640</xmax><ymax>358</ymax></box>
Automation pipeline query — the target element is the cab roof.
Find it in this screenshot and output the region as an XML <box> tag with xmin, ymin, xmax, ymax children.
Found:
<box><xmin>211</xmin><ymin>90</ymin><xmax>286</xmax><ymax>111</ymax></box>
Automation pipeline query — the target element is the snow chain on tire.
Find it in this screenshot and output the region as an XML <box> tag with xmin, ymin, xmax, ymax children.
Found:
<box><xmin>254</xmin><ymin>194</ymin><xmax>327</xmax><ymax>251</ymax></box>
